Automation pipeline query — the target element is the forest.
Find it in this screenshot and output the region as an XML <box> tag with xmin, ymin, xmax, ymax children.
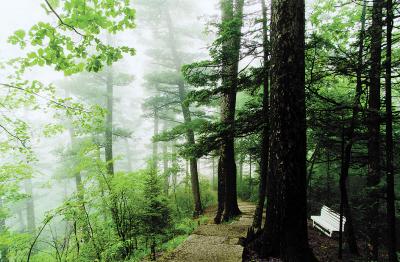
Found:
<box><xmin>0</xmin><ymin>0</ymin><xmax>399</xmax><ymax>261</ymax></box>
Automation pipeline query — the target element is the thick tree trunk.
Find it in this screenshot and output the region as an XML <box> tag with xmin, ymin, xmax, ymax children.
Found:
<box><xmin>367</xmin><ymin>0</ymin><xmax>383</xmax><ymax>259</ymax></box>
<box><xmin>260</xmin><ymin>0</ymin><xmax>316</xmax><ymax>260</ymax></box>
<box><xmin>219</xmin><ymin>0</ymin><xmax>244</xmax><ymax>222</ymax></box>
<box><xmin>253</xmin><ymin>0</ymin><xmax>269</xmax><ymax>230</ymax></box>
<box><xmin>215</xmin><ymin>157</ymin><xmax>225</xmax><ymax>224</ymax></box>
<box><xmin>385</xmin><ymin>0</ymin><xmax>398</xmax><ymax>260</ymax></box>
<box><xmin>105</xmin><ymin>68</ymin><xmax>114</xmax><ymax>177</ymax></box>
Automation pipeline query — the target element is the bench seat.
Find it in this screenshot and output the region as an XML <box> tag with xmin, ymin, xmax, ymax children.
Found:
<box><xmin>310</xmin><ymin>206</ymin><xmax>345</xmax><ymax>237</ymax></box>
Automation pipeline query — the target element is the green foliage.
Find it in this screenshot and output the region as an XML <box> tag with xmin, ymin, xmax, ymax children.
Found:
<box><xmin>142</xmin><ymin>167</ymin><xmax>172</xmax><ymax>240</ymax></box>
<box><xmin>9</xmin><ymin>0</ymin><xmax>136</xmax><ymax>76</ymax></box>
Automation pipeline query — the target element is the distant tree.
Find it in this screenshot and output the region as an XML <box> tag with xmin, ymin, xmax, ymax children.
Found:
<box><xmin>138</xmin><ymin>0</ymin><xmax>207</xmax><ymax>216</ymax></box>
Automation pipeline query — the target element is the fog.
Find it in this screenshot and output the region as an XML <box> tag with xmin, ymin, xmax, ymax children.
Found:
<box><xmin>0</xmin><ymin>0</ymin><xmax>218</xmax><ymax>236</ymax></box>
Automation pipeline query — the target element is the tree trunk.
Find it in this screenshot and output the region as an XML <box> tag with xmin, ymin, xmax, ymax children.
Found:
<box><xmin>326</xmin><ymin>150</ymin><xmax>331</xmax><ymax>205</ymax></box>
<box><xmin>105</xmin><ymin>67</ymin><xmax>114</xmax><ymax>177</ymax></box>
<box><xmin>219</xmin><ymin>0</ymin><xmax>244</xmax><ymax>222</ymax></box>
<box><xmin>239</xmin><ymin>155</ymin><xmax>244</xmax><ymax>189</ymax></box>
<box><xmin>165</xmin><ymin>10</ymin><xmax>203</xmax><ymax>216</ymax></box>
<box><xmin>385</xmin><ymin>0</ymin><xmax>398</xmax><ymax>260</ymax></box>
<box><xmin>214</xmin><ymin>157</ymin><xmax>225</xmax><ymax>224</ymax></box>
<box><xmin>181</xmin><ymin>89</ymin><xmax>203</xmax><ymax>217</ymax></box>
<box><xmin>339</xmin><ymin>117</ymin><xmax>359</xmax><ymax>258</ymax></box>
<box><xmin>253</xmin><ymin>0</ymin><xmax>269</xmax><ymax>230</ymax></box>
<box><xmin>338</xmin><ymin>0</ymin><xmax>367</xmax><ymax>256</ymax></box>
<box><xmin>367</xmin><ymin>0</ymin><xmax>383</xmax><ymax>259</ymax></box>
<box><xmin>249</xmin><ymin>154</ymin><xmax>252</xmax><ymax>195</ymax></box>
<box><xmin>212</xmin><ymin>157</ymin><xmax>216</xmax><ymax>190</ymax></box>
<box><xmin>260</xmin><ymin>0</ymin><xmax>316</xmax><ymax>259</ymax></box>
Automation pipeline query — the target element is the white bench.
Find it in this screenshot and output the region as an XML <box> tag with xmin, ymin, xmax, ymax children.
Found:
<box><xmin>310</xmin><ymin>205</ymin><xmax>346</xmax><ymax>237</ymax></box>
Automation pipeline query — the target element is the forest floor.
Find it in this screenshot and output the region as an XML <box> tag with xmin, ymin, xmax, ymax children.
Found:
<box><xmin>157</xmin><ymin>201</ymin><xmax>255</xmax><ymax>262</ymax></box>
<box><xmin>155</xmin><ymin>202</ymin><xmax>372</xmax><ymax>262</ymax></box>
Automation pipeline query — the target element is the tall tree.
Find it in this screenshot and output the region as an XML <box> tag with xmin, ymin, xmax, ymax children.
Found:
<box><xmin>260</xmin><ymin>0</ymin><xmax>316</xmax><ymax>259</ymax></box>
<box><xmin>367</xmin><ymin>0</ymin><xmax>384</xmax><ymax>259</ymax></box>
<box><xmin>218</xmin><ymin>0</ymin><xmax>244</xmax><ymax>222</ymax></box>
<box><xmin>164</xmin><ymin>9</ymin><xmax>203</xmax><ymax>216</ymax></box>
<box><xmin>139</xmin><ymin>0</ymin><xmax>205</xmax><ymax>216</ymax></box>
<box><xmin>253</xmin><ymin>0</ymin><xmax>270</xmax><ymax>229</ymax></box>
<box><xmin>385</xmin><ymin>0</ymin><xmax>398</xmax><ymax>260</ymax></box>
<box><xmin>105</xmin><ymin>67</ymin><xmax>115</xmax><ymax>177</ymax></box>
<box><xmin>338</xmin><ymin>0</ymin><xmax>367</xmax><ymax>256</ymax></box>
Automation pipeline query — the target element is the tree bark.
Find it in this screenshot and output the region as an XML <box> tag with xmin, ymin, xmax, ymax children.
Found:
<box><xmin>385</xmin><ymin>0</ymin><xmax>398</xmax><ymax>260</ymax></box>
<box><xmin>214</xmin><ymin>157</ymin><xmax>225</xmax><ymax>224</ymax></box>
<box><xmin>367</xmin><ymin>0</ymin><xmax>384</xmax><ymax>259</ymax></box>
<box><xmin>253</xmin><ymin>0</ymin><xmax>269</xmax><ymax>230</ymax></box>
<box><xmin>261</xmin><ymin>0</ymin><xmax>316</xmax><ymax>259</ymax></box>
<box><xmin>219</xmin><ymin>0</ymin><xmax>244</xmax><ymax>221</ymax></box>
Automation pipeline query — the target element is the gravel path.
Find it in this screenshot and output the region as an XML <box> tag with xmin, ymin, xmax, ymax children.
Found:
<box><xmin>158</xmin><ymin>202</ymin><xmax>256</xmax><ymax>262</ymax></box>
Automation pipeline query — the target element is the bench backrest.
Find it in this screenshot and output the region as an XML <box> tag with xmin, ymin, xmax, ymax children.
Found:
<box><xmin>320</xmin><ymin>206</ymin><xmax>346</xmax><ymax>230</ymax></box>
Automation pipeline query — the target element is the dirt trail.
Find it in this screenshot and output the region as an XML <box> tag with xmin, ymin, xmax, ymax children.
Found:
<box><xmin>159</xmin><ymin>202</ymin><xmax>256</xmax><ymax>262</ymax></box>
